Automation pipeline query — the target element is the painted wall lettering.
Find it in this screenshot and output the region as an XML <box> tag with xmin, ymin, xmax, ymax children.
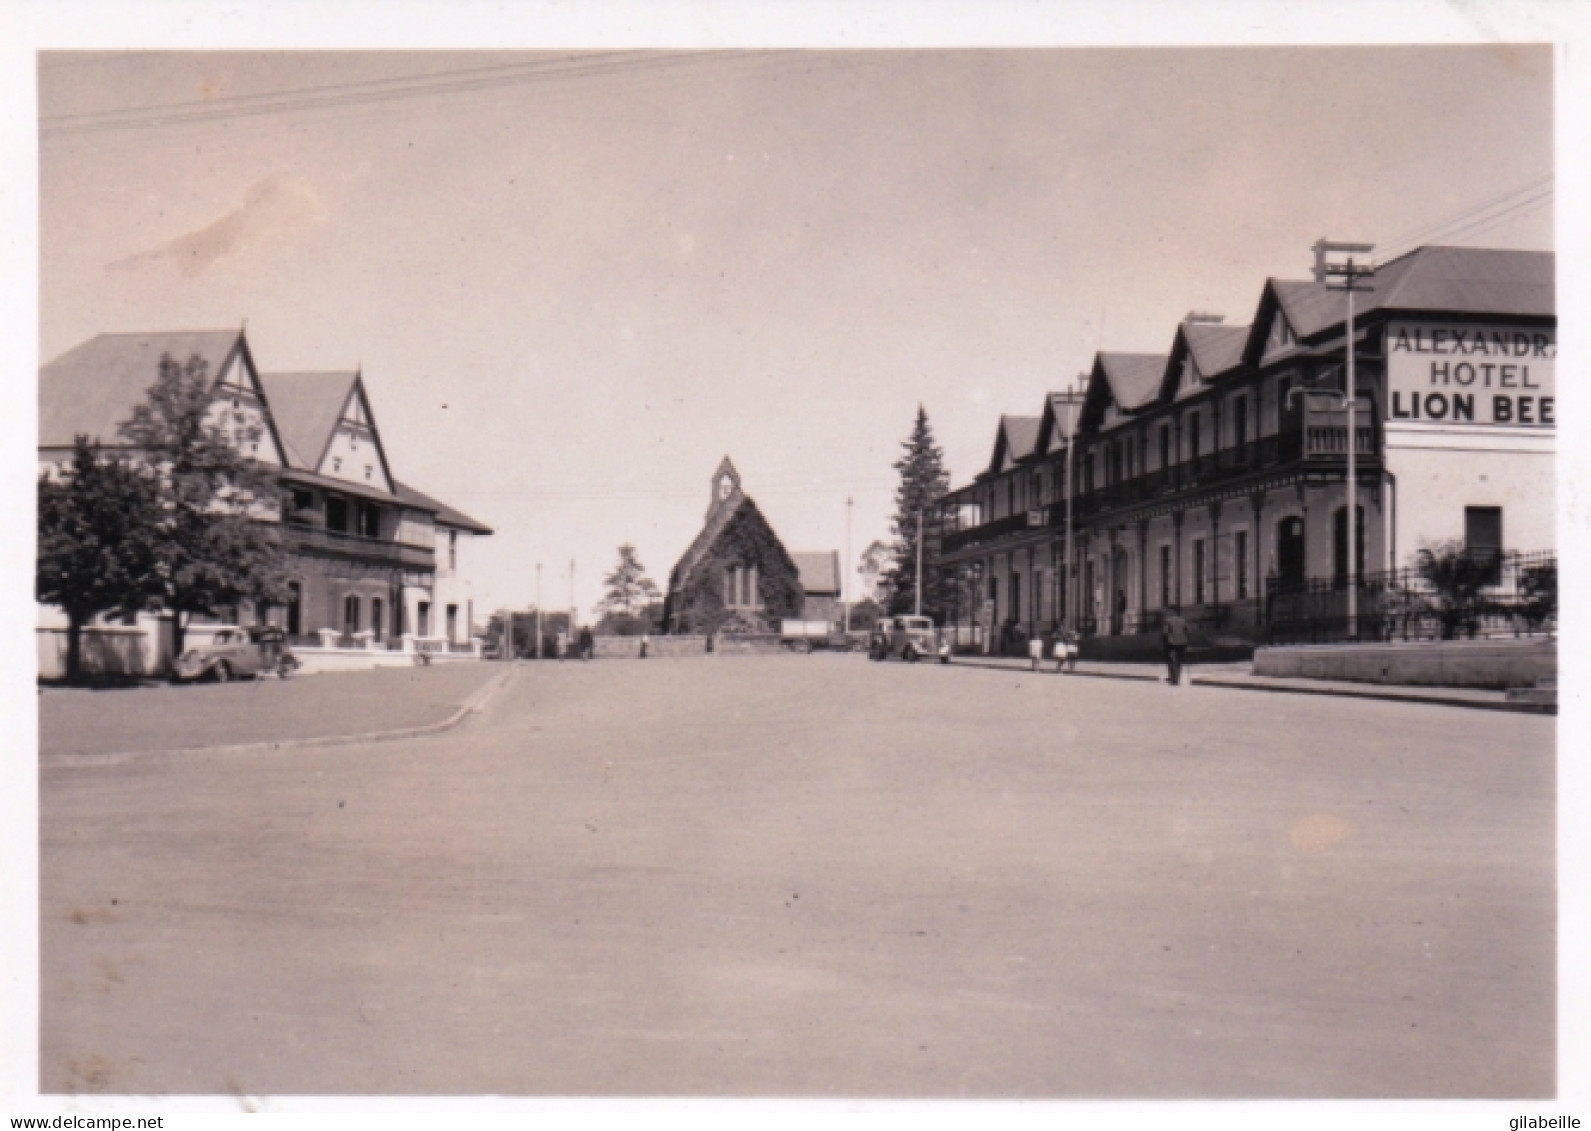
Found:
<box><xmin>1387</xmin><ymin>321</ymin><xmax>1554</xmax><ymax>427</ymax></box>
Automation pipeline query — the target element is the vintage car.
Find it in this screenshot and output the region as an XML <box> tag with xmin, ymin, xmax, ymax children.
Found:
<box><xmin>173</xmin><ymin>626</ymin><xmax>299</xmax><ymax>682</ymax></box>
<box><xmin>868</xmin><ymin>615</ymin><xmax>951</xmax><ymax>664</ymax></box>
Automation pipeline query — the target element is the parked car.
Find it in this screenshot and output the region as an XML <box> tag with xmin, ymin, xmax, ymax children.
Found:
<box><xmin>173</xmin><ymin>626</ymin><xmax>299</xmax><ymax>682</ymax></box>
<box><xmin>868</xmin><ymin>615</ymin><xmax>951</xmax><ymax>664</ymax></box>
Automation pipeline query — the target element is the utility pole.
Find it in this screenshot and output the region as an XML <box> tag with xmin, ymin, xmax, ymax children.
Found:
<box><xmin>535</xmin><ymin>561</ymin><xmax>543</xmax><ymax>660</ymax></box>
<box><xmin>915</xmin><ymin>506</ymin><xmax>924</xmax><ymax>617</ymax></box>
<box><xmin>569</xmin><ymin>558</ymin><xmax>576</xmax><ymax>639</ymax></box>
<box><xmin>843</xmin><ymin>496</ymin><xmax>853</xmax><ymax>634</ymax></box>
<box><xmin>1313</xmin><ymin>239</ymin><xmax>1376</xmax><ymax>641</ymax></box>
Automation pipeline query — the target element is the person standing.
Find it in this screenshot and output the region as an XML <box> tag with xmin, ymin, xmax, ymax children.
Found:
<box><xmin>1028</xmin><ymin>632</ymin><xmax>1045</xmax><ymax>671</ymax></box>
<box><xmin>1054</xmin><ymin>621</ymin><xmax>1079</xmax><ymax>673</ymax></box>
<box><xmin>1162</xmin><ymin>606</ymin><xmax>1189</xmax><ymax>685</ymax></box>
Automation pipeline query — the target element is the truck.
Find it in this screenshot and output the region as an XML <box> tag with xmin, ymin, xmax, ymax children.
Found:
<box><xmin>780</xmin><ymin>619</ymin><xmax>859</xmax><ymax>653</ymax></box>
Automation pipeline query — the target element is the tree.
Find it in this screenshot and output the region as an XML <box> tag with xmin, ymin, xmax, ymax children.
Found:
<box><xmin>117</xmin><ymin>353</ymin><xmax>290</xmax><ymax>653</ymax></box>
<box><xmin>595</xmin><ymin>543</ymin><xmax>662</xmax><ymax>620</ymax></box>
<box><xmin>881</xmin><ymin>406</ymin><xmax>954</xmax><ymax>619</ymax></box>
<box><xmin>1415</xmin><ymin>539</ymin><xmax>1495</xmax><ymax>640</ymax></box>
<box><xmin>37</xmin><ymin>438</ymin><xmax>166</xmax><ymax>682</ymax></box>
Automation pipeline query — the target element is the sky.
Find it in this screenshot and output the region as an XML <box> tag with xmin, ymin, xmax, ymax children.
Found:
<box><xmin>35</xmin><ymin>43</ymin><xmax>1555</xmax><ymax>619</ymax></box>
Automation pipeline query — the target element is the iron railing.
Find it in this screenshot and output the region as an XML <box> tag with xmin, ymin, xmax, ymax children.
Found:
<box><xmin>1263</xmin><ymin>551</ymin><xmax>1556</xmax><ymax>644</ymax></box>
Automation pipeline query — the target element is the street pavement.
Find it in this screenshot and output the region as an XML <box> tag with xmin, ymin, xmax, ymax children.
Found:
<box><xmin>39</xmin><ymin>663</ymin><xmax>506</xmax><ymax>758</ymax></box>
<box><xmin>39</xmin><ymin>653</ymin><xmax>1555</xmax><ymax>1098</ymax></box>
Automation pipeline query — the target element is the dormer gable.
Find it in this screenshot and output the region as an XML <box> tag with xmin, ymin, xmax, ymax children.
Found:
<box><xmin>1262</xmin><ymin>308</ymin><xmax>1299</xmax><ymax>362</ymax></box>
<box><xmin>317</xmin><ymin>374</ymin><xmax>395</xmax><ymax>493</ymax></box>
<box><xmin>207</xmin><ymin>334</ymin><xmax>286</xmax><ymax>467</ymax></box>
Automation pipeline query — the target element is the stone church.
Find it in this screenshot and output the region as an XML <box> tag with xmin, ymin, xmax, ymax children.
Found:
<box><xmin>662</xmin><ymin>458</ymin><xmax>841</xmax><ymax>634</ymax></box>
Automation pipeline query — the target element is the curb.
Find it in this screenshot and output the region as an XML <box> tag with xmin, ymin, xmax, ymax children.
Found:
<box><xmin>1189</xmin><ymin>675</ymin><xmax>1555</xmax><ymax>715</ymax></box>
<box><xmin>944</xmin><ymin>658</ymin><xmax>1165</xmax><ymax>683</ymax></box>
<box><xmin>42</xmin><ymin>665</ymin><xmax>518</xmax><ymax>768</ymax></box>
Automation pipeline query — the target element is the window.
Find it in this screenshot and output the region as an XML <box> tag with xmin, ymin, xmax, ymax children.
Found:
<box><xmin>358</xmin><ymin>502</ymin><xmax>380</xmax><ymax>539</ymax></box>
<box><xmin>446</xmin><ymin>604</ymin><xmax>458</xmax><ymax>641</ymax></box>
<box><xmin>418</xmin><ymin>601</ymin><xmax>431</xmax><ymax>637</ymax></box>
<box><xmin>1465</xmin><ymin>506</ymin><xmax>1502</xmax><ymax>560</ymax></box>
<box><xmin>1189</xmin><ymin>414</ymin><xmax>1202</xmax><ymax>461</ymax></box>
<box><xmin>286</xmin><ymin>582</ymin><xmax>302</xmax><ymax>636</ymax></box>
<box><xmin>1193</xmin><ymin>539</ymin><xmax>1206</xmax><ymax>605</ymax></box>
<box><xmin>449</xmin><ymin>531</ymin><xmax>458</xmax><ymax>572</ymax></box>
<box><xmin>1159</xmin><ymin>545</ymin><xmax>1172</xmax><ymax>608</ymax></box>
<box><xmin>1333</xmin><ymin>506</ymin><xmax>1366</xmax><ymax>586</ymax></box>
<box><xmin>326</xmin><ymin>496</ymin><xmax>349</xmax><ymax>533</ymax></box>
<box><xmin>1465</xmin><ymin>506</ymin><xmax>1503</xmax><ymax>584</ymax></box>
<box><xmin>1233</xmin><ymin>396</ymin><xmax>1248</xmax><ymax>447</ymax></box>
<box><xmin>1236</xmin><ymin>531</ymin><xmax>1249</xmax><ymax>600</ymax></box>
<box><xmin>344</xmin><ymin>594</ymin><xmax>361</xmax><ymax>634</ymax></box>
<box><xmin>291</xmin><ymin>489</ymin><xmax>313</xmax><ymax>515</ymax></box>
<box><xmin>724</xmin><ymin>565</ymin><xmax>760</xmax><ymax>609</ymax></box>
<box><xmin>371</xmin><ymin>598</ymin><xmax>384</xmax><ymax>641</ymax></box>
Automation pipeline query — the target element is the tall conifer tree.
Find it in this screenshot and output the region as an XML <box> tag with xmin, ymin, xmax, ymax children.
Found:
<box><xmin>882</xmin><ymin>406</ymin><xmax>953</xmax><ymax>618</ymax></box>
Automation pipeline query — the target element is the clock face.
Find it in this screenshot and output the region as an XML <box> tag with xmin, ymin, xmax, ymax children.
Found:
<box><xmin>718</xmin><ymin>474</ymin><xmax>733</xmax><ymax>500</ymax></box>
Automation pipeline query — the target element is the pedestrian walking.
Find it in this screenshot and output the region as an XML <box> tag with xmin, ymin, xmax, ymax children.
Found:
<box><xmin>1053</xmin><ymin>622</ymin><xmax>1079</xmax><ymax>673</ymax></box>
<box><xmin>1028</xmin><ymin>632</ymin><xmax>1044</xmax><ymax>671</ymax></box>
<box><xmin>1162</xmin><ymin>606</ymin><xmax>1189</xmax><ymax>685</ymax></box>
<box><xmin>639</xmin><ymin>632</ymin><xmax>650</xmax><ymax>659</ymax></box>
<box><xmin>578</xmin><ymin>626</ymin><xmax>594</xmax><ymax>661</ymax></box>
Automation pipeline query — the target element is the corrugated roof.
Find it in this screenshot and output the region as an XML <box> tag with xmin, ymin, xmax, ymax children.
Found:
<box><xmin>39</xmin><ymin>330</ymin><xmax>242</xmax><ymax>448</ymax></box>
<box><xmin>392</xmin><ymin>480</ymin><xmax>494</xmax><ymax>535</ymax></box>
<box><xmin>1098</xmin><ymin>353</ymin><xmax>1167</xmax><ymax>411</ymax></box>
<box><xmin>790</xmin><ymin>551</ymin><xmax>840</xmax><ymax>595</ymax></box>
<box><xmin>1184</xmin><ymin>322</ymin><xmax>1249</xmax><ymax>377</ymax></box>
<box><xmin>257</xmin><ymin>371</ymin><xmax>359</xmax><ymax>470</ymax></box>
<box><xmin>1272</xmin><ymin>245</ymin><xmax>1554</xmax><ymax>340</ymax></box>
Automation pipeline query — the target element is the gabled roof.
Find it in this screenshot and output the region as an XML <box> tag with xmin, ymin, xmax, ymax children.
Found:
<box><xmin>257</xmin><ymin>370</ymin><xmax>359</xmax><ymax>469</ymax></box>
<box><xmin>987</xmin><ymin>414</ymin><xmax>1041</xmax><ymax>474</ymax></box>
<box><xmin>1160</xmin><ymin>321</ymin><xmax>1249</xmax><ymax>402</ymax></box>
<box><xmin>39</xmin><ymin>329</ymin><xmax>246</xmax><ymax>449</ymax></box>
<box><xmin>670</xmin><ymin>496</ymin><xmax>746</xmax><ymax>587</ymax></box>
<box><xmin>1036</xmin><ymin>391</ymin><xmax>1084</xmax><ymax>455</ymax></box>
<box><xmin>790</xmin><ymin>551</ymin><xmax>840</xmax><ymax>595</ymax></box>
<box><xmin>1243</xmin><ymin>245</ymin><xmax>1554</xmax><ymax>367</ymax></box>
<box><xmin>392</xmin><ymin>480</ymin><xmax>493</xmax><ymax>535</ymax></box>
<box><xmin>1078</xmin><ymin>352</ymin><xmax>1167</xmax><ymax>433</ymax></box>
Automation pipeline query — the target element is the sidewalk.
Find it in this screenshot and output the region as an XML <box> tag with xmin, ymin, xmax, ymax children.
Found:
<box><xmin>39</xmin><ymin>662</ymin><xmax>511</xmax><ymax>759</ymax></box>
<box><xmin>949</xmin><ymin>654</ymin><xmax>1549</xmax><ymax>713</ymax></box>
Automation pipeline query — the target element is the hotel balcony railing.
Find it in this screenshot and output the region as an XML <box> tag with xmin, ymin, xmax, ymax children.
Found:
<box><xmin>943</xmin><ymin>415</ymin><xmax>1382</xmax><ymax>554</ymax></box>
<box><xmin>283</xmin><ymin>522</ymin><xmax>436</xmax><ymax>570</ymax></box>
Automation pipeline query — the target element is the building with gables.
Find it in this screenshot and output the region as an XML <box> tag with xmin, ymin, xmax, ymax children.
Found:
<box><xmin>38</xmin><ymin>328</ymin><xmax>491</xmax><ymax>674</ymax></box>
<box><xmin>938</xmin><ymin>245</ymin><xmax>1555</xmax><ymax>654</ymax></box>
<box><xmin>662</xmin><ymin>458</ymin><xmax>840</xmax><ymax>635</ymax></box>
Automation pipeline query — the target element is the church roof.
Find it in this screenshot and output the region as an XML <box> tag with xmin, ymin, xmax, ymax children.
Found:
<box><xmin>790</xmin><ymin>551</ymin><xmax>840</xmax><ymax>595</ymax></box>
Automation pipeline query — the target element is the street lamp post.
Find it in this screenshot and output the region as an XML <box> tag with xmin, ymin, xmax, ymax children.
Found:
<box><xmin>1312</xmin><ymin>239</ymin><xmax>1376</xmax><ymax>641</ymax></box>
<box><xmin>535</xmin><ymin>562</ymin><xmax>542</xmax><ymax>660</ymax></box>
<box><xmin>915</xmin><ymin>506</ymin><xmax>924</xmax><ymax>617</ymax></box>
<box><xmin>843</xmin><ymin>496</ymin><xmax>853</xmax><ymax>634</ymax></box>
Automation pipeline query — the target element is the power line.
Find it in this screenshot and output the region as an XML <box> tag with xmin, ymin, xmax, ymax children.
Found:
<box><xmin>1375</xmin><ymin>174</ymin><xmax>1552</xmax><ymax>261</ymax></box>
<box><xmin>41</xmin><ymin>49</ymin><xmax>803</xmax><ymax>138</ymax></box>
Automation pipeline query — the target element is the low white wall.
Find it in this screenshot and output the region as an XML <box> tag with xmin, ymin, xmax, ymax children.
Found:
<box><xmin>1253</xmin><ymin>638</ymin><xmax>1555</xmax><ymax>690</ymax></box>
<box><xmin>37</xmin><ymin>618</ymin><xmax>173</xmax><ymax>681</ymax></box>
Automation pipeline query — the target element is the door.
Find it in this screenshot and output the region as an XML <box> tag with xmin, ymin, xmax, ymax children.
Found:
<box><xmin>1277</xmin><ymin>516</ymin><xmax>1306</xmax><ymax>589</ymax></box>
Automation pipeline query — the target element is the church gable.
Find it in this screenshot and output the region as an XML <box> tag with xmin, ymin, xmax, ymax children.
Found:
<box><xmin>316</xmin><ymin>377</ymin><xmax>394</xmax><ymax>493</ymax></box>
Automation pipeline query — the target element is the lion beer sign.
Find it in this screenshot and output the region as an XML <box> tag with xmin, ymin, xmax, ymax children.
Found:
<box><xmin>1386</xmin><ymin>320</ymin><xmax>1555</xmax><ymax>428</ymax></box>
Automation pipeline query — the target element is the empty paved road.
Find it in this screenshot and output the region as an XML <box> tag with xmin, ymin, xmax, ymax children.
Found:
<box><xmin>40</xmin><ymin>655</ymin><xmax>1555</xmax><ymax>1097</ymax></box>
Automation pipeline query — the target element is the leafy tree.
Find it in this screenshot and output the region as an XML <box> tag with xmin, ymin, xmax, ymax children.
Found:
<box><xmin>1415</xmin><ymin>539</ymin><xmax>1496</xmax><ymax>639</ymax></box>
<box><xmin>593</xmin><ymin>604</ymin><xmax>663</xmax><ymax>637</ymax></box>
<box><xmin>117</xmin><ymin>352</ymin><xmax>290</xmax><ymax>652</ymax></box>
<box><xmin>37</xmin><ymin>438</ymin><xmax>166</xmax><ymax>682</ymax></box>
<box><xmin>1518</xmin><ymin>560</ymin><xmax>1557</xmax><ymax>631</ymax></box>
<box><xmin>595</xmin><ymin>543</ymin><xmax>662</xmax><ymax>620</ymax></box>
<box><xmin>882</xmin><ymin>406</ymin><xmax>954</xmax><ymax>619</ymax></box>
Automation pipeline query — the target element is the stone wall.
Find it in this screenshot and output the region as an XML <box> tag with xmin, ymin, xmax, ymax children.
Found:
<box><xmin>1253</xmin><ymin>637</ymin><xmax>1555</xmax><ymax>689</ymax></box>
<box><xmin>593</xmin><ymin>634</ymin><xmax>708</xmax><ymax>659</ymax></box>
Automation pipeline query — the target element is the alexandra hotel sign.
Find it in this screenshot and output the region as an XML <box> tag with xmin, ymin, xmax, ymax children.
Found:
<box><xmin>1386</xmin><ymin>321</ymin><xmax>1555</xmax><ymax>427</ymax></box>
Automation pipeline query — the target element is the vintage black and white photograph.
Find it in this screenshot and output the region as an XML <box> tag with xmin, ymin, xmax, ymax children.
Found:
<box><xmin>11</xmin><ymin>0</ymin><xmax>1588</xmax><ymax>1119</ymax></box>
